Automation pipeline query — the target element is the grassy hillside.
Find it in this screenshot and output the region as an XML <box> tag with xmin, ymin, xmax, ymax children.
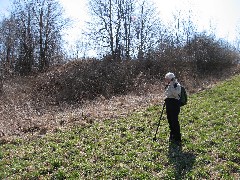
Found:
<box><xmin>0</xmin><ymin>75</ymin><xmax>239</xmax><ymax>179</ymax></box>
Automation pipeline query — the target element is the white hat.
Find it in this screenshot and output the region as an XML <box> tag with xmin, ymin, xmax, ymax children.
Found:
<box><xmin>165</xmin><ymin>72</ymin><xmax>175</xmax><ymax>80</ymax></box>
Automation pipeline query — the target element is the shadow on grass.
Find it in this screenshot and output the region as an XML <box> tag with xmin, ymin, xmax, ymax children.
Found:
<box><xmin>168</xmin><ymin>143</ymin><xmax>196</xmax><ymax>179</ymax></box>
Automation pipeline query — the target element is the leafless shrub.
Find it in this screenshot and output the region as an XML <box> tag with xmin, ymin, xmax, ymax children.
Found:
<box><xmin>0</xmin><ymin>35</ymin><xmax>239</xmax><ymax>139</ymax></box>
<box><xmin>32</xmin><ymin>39</ymin><xmax>239</xmax><ymax>106</ymax></box>
<box><xmin>186</xmin><ymin>34</ymin><xmax>238</xmax><ymax>75</ymax></box>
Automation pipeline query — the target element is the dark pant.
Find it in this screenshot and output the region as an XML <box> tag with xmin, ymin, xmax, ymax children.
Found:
<box><xmin>165</xmin><ymin>98</ymin><xmax>181</xmax><ymax>143</ymax></box>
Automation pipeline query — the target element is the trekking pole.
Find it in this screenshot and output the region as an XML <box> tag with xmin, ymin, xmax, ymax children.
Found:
<box><xmin>153</xmin><ymin>102</ymin><xmax>166</xmax><ymax>141</ymax></box>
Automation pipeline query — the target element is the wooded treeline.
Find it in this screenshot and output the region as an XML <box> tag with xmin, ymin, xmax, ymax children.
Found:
<box><xmin>0</xmin><ymin>0</ymin><xmax>67</xmax><ymax>76</ymax></box>
<box><xmin>0</xmin><ymin>0</ymin><xmax>239</xmax><ymax>77</ymax></box>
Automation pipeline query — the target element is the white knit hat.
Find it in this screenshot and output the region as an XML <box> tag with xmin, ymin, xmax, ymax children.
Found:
<box><xmin>165</xmin><ymin>72</ymin><xmax>175</xmax><ymax>80</ymax></box>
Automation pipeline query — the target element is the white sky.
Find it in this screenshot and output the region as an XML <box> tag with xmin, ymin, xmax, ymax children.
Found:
<box><xmin>1</xmin><ymin>0</ymin><xmax>240</xmax><ymax>50</ymax></box>
<box><xmin>0</xmin><ymin>0</ymin><xmax>10</xmax><ymax>16</ymax></box>
<box><xmin>58</xmin><ymin>0</ymin><xmax>240</xmax><ymax>46</ymax></box>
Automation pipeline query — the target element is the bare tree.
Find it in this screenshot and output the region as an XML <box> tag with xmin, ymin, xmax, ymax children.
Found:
<box><xmin>0</xmin><ymin>15</ymin><xmax>18</xmax><ymax>75</ymax></box>
<box><xmin>13</xmin><ymin>1</ymin><xmax>35</xmax><ymax>75</ymax></box>
<box><xmin>122</xmin><ymin>0</ymin><xmax>135</xmax><ymax>60</ymax></box>
<box><xmin>87</xmin><ymin>0</ymin><xmax>117</xmax><ymax>59</ymax></box>
<box><xmin>32</xmin><ymin>0</ymin><xmax>68</xmax><ymax>71</ymax></box>
<box><xmin>87</xmin><ymin>0</ymin><xmax>161</xmax><ymax>60</ymax></box>
<box><xmin>134</xmin><ymin>0</ymin><xmax>162</xmax><ymax>60</ymax></box>
<box><xmin>182</xmin><ymin>9</ymin><xmax>197</xmax><ymax>46</ymax></box>
<box><xmin>0</xmin><ymin>0</ymin><xmax>68</xmax><ymax>75</ymax></box>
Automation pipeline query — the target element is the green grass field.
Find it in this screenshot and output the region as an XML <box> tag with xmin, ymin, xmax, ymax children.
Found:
<box><xmin>0</xmin><ymin>75</ymin><xmax>239</xmax><ymax>179</ymax></box>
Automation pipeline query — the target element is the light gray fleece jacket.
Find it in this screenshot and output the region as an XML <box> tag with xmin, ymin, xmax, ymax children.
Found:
<box><xmin>165</xmin><ymin>79</ymin><xmax>181</xmax><ymax>100</ymax></box>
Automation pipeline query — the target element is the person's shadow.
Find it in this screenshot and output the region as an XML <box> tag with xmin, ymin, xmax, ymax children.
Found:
<box><xmin>168</xmin><ymin>142</ymin><xmax>196</xmax><ymax>179</ymax></box>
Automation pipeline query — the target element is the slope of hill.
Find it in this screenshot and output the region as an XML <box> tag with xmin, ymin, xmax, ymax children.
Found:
<box><xmin>1</xmin><ymin>61</ymin><xmax>239</xmax><ymax>139</ymax></box>
<box><xmin>0</xmin><ymin>74</ymin><xmax>239</xmax><ymax>179</ymax></box>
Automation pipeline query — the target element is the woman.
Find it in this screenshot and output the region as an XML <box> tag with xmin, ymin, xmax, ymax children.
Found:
<box><xmin>164</xmin><ymin>72</ymin><xmax>182</xmax><ymax>145</ymax></box>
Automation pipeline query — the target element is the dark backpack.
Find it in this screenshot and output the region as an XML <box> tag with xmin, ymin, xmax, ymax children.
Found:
<box><xmin>179</xmin><ymin>86</ymin><xmax>187</xmax><ymax>106</ymax></box>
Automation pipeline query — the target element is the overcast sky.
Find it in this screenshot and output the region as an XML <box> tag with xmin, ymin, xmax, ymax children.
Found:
<box><xmin>0</xmin><ymin>0</ymin><xmax>240</xmax><ymax>48</ymax></box>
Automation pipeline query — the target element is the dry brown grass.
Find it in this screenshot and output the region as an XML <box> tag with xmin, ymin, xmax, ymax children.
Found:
<box><xmin>0</xmin><ymin>62</ymin><xmax>239</xmax><ymax>141</ymax></box>
<box><xmin>0</xmin><ymin>75</ymin><xmax>164</xmax><ymax>139</ymax></box>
